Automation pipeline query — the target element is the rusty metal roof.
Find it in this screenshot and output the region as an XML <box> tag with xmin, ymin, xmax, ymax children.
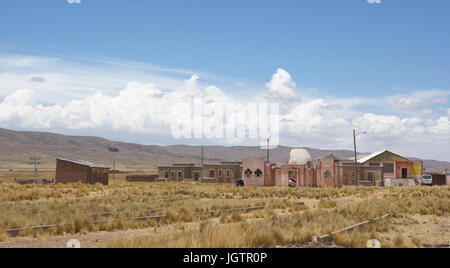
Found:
<box><xmin>57</xmin><ymin>158</ymin><xmax>110</xmax><ymax>169</ymax></box>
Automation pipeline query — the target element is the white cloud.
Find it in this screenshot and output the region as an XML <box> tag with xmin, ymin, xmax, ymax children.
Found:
<box><xmin>353</xmin><ymin>113</ymin><xmax>425</xmax><ymax>137</ymax></box>
<box><xmin>397</xmin><ymin>96</ymin><xmax>422</xmax><ymax>109</ymax></box>
<box><xmin>430</xmin><ymin>96</ymin><xmax>448</xmax><ymax>105</ymax></box>
<box><xmin>0</xmin><ymin>54</ymin><xmax>222</xmax><ymax>105</ymax></box>
<box><xmin>266</xmin><ymin>68</ymin><xmax>297</xmax><ymax>100</ymax></box>
<box><xmin>367</xmin><ymin>0</ymin><xmax>382</xmax><ymax>4</ymax></box>
<box><xmin>67</xmin><ymin>0</ymin><xmax>81</xmax><ymax>4</ymax></box>
<box><xmin>282</xmin><ymin>99</ymin><xmax>348</xmax><ymax>135</ymax></box>
<box><xmin>428</xmin><ymin>116</ymin><xmax>450</xmax><ymax>136</ymax></box>
<box><xmin>1</xmin><ymin>54</ymin><xmax>449</xmax><ymax>160</ymax></box>
<box><xmin>421</xmin><ymin>109</ymin><xmax>433</xmax><ymax>115</ymax></box>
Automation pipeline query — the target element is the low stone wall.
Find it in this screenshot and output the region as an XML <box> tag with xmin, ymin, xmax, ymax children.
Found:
<box><xmin>384</xmin><ymin>178</ymin><xmax>416</xmax><ymax>187</ymax></box>
<box><xmin>126</xmin><ymin>175</ymin><xmax>158</xmax><ymax>182</ymax></box>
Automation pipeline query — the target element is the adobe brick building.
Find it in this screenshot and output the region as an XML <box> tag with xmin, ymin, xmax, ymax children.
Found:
<box><xmin>55</xmin><ymin>158</ymin><xmax>110</xmax><ymax>185</ymax></box>
<box><xmin>157</xmin><ymin>162</ymin><xmax>242</xmax><ymax>184</ymax></box>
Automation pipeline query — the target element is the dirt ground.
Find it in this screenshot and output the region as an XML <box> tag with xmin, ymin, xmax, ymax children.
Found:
<box><xmin>380</xmin><ymin>215</ymin><xmax>450</xmax><ymax>247</ymax></box>
<box><xmin>0</xmin><ymin>182</ymin><xmax>448</xmax><ymax>248</ymax></box>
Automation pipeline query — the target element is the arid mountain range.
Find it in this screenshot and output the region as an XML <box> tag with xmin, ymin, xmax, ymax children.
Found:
<box><xmin>0</xmin><ymin>128</ymin><xmax>448</xmax><ymax>172</ymax></box>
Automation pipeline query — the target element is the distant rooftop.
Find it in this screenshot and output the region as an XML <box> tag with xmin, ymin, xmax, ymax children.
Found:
<box><xmin>357</xmin><ymin>151</ymin><xmax>386</xmax><ymax>164</ymax></box>
<box><xmin>57</xmin><ymin>158</ymin><xmax>110</xmax><ymax>169</ymax></box>
<box><xmin>356</xmin><ymin>150</ymin><xmax>411</xmax><ymax>164</ymax></box>
<box><xmin>173</xmin><ymin>163</ymin><xmax>196</xmax><ymax>167</ymax></box>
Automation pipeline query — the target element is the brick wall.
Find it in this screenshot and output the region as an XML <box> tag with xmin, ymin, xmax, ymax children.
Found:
<box><xmin>56</xmin><ymin>159</ymin><xmax>90</xmax><ymax>184</ymax></box>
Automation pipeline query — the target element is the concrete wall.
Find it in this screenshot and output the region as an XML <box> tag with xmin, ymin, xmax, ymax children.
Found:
<box><xmin>279</xmin><ymin>165</ymin><xmax>316</xmax><ymax>187</ymax></box>
<box><xmin>157</xmin><ymin>164</ymin><xmax>240</xmax><ymax>184</ymax></box>
<box><xmin>410</xmin><ymin>160</ymin><xmax>423</xmax><ymax>184</ymax></box>
<box><xmin>316</xmin><ymin>157</ymin><xmax>339</xmax><ymax>187</ymax></box>
<box><xmin>242</xmin><ymin>157</ymin><xmax>265</xmax><ymax>186</ymax></box>
<box><xmin>384</xmin><ymin>178</ymin><xmax>416</xmax><ymax>187</ymax></box>
<box><xmin>242</xmin><ymin>156</ymin><xmax>385</xmax><ymax>188</ymax></box>
<box><xmin>396</xmin><ymin>161</ymin><xmax>410</xmax><ymax>178</ymax></box>
<box><xmin>202</xmin><ymin>164</ymin><xmax>241</xmax><ymax>183</ymax></box>
<box><xmin>158</xmin><ymin>166</ymin><xmax>202</xmax><ymax>181</ymax></box>
<box><xmin>264</xmin><ymin>163</ymin><xmax>276</xmax><ymax>186</ymax></box>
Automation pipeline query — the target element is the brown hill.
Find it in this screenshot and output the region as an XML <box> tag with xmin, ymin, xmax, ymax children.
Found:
<box><xmin>0</xmin><ymin>128</ymin><xmax>449</xmax><ymax>172</ymax></box>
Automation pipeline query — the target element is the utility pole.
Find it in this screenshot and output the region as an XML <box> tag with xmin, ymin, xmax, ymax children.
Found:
<box><xmin>353</xmin><ymin>130</ymin><xmax>359</xmax><ymax>186</ymax></box>
<box><xmin>267</xmin><ymin>138</ymin><xmax>270</xmax><ymax>163</ymax></box>
<box><xmin>201</xmin><ymin>146</ymin><xmax>204</xmax><ymax>167</ymax></box>
<box><xmin>112</xmin><ymin>160</ymin><xmax>116</xmax><ymax>184</ymax></box>
<box><xmin>30</xmin><ymin>156</ymin><xmax>41</xmax><ymax>184</ymax></box>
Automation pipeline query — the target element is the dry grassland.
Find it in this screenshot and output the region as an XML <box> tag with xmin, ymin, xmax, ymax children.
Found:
<box><xmin>0</xmin><ymin>178</ymin><xmax>448</xmax><ymax>248</ymax></box>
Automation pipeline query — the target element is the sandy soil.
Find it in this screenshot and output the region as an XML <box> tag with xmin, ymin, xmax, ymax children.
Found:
<box><xmin>380</xmin><ymin>214</ymin><xmax>450</xmax><ymax>247</ymax></box>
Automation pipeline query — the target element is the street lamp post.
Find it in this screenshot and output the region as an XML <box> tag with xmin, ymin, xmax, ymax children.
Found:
<box><xmin>353</xmin><ymin>130</ymin><xmax>358</xmax><ymax>185</ymax></box>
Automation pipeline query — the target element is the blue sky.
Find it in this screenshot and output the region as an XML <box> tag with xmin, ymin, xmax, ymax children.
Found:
<box><xmin>2</xmin><ymin>0</ymin><xmax>450</xmax><ymax>95</ymax></box>
<box><xmin>0</xmin><ymin>0</ymin><xmax>449</xmax><ymax>161</ymax></box>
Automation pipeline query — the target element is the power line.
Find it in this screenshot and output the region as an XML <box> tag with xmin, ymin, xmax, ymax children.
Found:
<box><xmin>30</xmin><ymin>156</ymin><xmax>41</xmax><ymax>185</ymax></box>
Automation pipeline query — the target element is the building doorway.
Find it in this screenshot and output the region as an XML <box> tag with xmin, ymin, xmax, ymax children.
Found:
<box><xmin>402</xmin><ymin>168</ymin><xmax>408</xmax><ymax>179</ymax></box>
<box><xmin>194</xmin><ymin>172</ymin><xmax>199</xmax><ymax>181</ymax></box>
<box><xmin>288</xmin><ymin>168</ymin><xmax>298</xmax><ymax>187</ymax></box>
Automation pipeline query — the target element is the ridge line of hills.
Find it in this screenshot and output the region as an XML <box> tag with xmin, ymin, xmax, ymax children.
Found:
<box><xmin>0</xmin><ymin>128</ymin><xmax>448</xmax><ymax>172</ymax></box>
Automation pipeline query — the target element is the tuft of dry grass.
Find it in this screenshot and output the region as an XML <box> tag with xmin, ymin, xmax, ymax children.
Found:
<box><xmin>1</xmin><ymin>179</ymin><xmax>448</xmax><ymax>248</ymax></box>
<box><xmin>318</xmin><ymin>199</ymin><xmax>337</xmax><ymax>209</ymax></box>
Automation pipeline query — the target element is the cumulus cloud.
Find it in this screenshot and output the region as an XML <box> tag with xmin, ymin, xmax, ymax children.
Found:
<box><xmin>1</xmin><ymin>54</ymin><xmax>450</xmax><ymax>160</ymax></box>
<box><xmin>0</xmin><ymin>72</ymin><xmax>248</xmax><ymax>139</ymax></box>
<box><xmin>353</xmin><ymin>114</ymin><xmax>425</xmax><ymax>137</ymax></box>
<box><xmin>428</xmin><ymin>116</ymin><xmax>450</xmax><ymax>136</ymax></box>
<box><xmin>266</xmin><ymin>68</ymin><xmax>297</xmax><ymax>100</ymax></box>
<box><xmin>281</xmin><ymin>99</ymin><xmax>348</xmax><ymax>134</ymax></box>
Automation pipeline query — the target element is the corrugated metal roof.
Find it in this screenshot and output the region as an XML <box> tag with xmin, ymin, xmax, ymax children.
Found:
<box><xmin>356</xmin><ymin>150</ymin><xmax>410</xmax><ymax>164</ymax></box>
<box><xmin>357</xmin><ymin>151</ymin><xmax>386</xmax><ymax>164</ymax></box>
<box><xmin>57</xmin><ymin>158</ymin><xmax>110</xmax><ymax>169</ymax></box>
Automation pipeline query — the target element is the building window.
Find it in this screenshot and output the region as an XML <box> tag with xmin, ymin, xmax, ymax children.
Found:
<box><xmin>369</xmin><ymin>163</ymin><xmax>380</xmax><ymax>167</ymax></box>
<box><xmin>226</xmin><ymin>169</ymin><xmax>231</xmax><ymax>178</ymax></box>
<box><xmin>255</xmin><ymin>169</ymin><xmax>263</xmax><ymax>177</ymax></box>
<box><xmin>210</xmin><ymin>170</ymin><xmax>215</xmax><ymax>178</ymax></box>
<box><xmin>164</xmin><ymin>171</ymin><xmax>169</xmax><ymax>179</ymax></box>
<box><xmin>324</xmin><ymin>170</ymin><xmax>332</xmax><ymax>178</ymax></box>
<box><xmin>178</xmin><ymin>171</ymin><xmax>183</xmax><ymax>179</ymax></box>
<box><xmin>244</xmin><ymin>169</ymin><xmax>253</xmax><ymax>177</ymax></box>
<box><xmin>383</xmin><ymin>163</ymin><xmax>394</xmax><ymax>173</ymax></box>
<box><xmin>368</xmin><ymin>172</ymin><xmax>374</xmax><ymax>182</ymax></box>
<box><xmin>218</xmin><ymin>170</ymin><xmax>223</xmax><ymax>177</ymax></box>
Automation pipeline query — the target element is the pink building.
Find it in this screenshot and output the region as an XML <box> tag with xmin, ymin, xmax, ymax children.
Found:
<box><xmin>357</xmin><ymin>150</ymin><xmax>423</xmax><ymax>184</ymax></box>
<box><xmin>242</xmin><ymin>150</ymin><xmax>422</xmax><ymax>188</ymax></box>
